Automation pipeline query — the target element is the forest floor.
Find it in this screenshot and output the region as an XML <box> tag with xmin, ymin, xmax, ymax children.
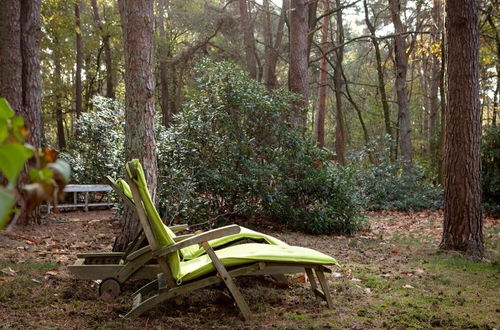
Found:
<box><xmin>0</xmin><ymin>209</ymin><xmax>499</xmax><ymax>329</ymax></box>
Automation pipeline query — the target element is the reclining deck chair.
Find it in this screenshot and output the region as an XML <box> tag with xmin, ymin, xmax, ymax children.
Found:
<box><xmin>70</xmin><ymin>176</ymin><xmax>288</xmax><ymax>299</ymax></box>
<box><xmin>123</xmin><ymin>159</ymin><xmax>338</xmax><ymax>320</ymax></box>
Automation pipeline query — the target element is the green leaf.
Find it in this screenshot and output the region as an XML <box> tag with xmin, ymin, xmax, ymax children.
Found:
<box><xmin>0</xmin><ymin>120</ymin><xmax>8</xmax><ymax>143</ymax></box>
<box><xmin>0</xmin><ymin>143</ymin><xmax>33</xmax><ymax>185</ymax></box>
<box><xmin>0</xmin><ymin>98</ymin><xmax>14</xmax><ymax>119</ymax></box>
<box><xmin>0</xmin><ymin>186</ymin><xmax>15</xmax><ymax>230</ymax></box>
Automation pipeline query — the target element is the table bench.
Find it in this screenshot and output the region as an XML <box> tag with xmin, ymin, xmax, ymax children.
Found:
<box><xmin>46</xmin><ymin>184</ymin><xmax>114</xmax><ymax>213</ymax></box>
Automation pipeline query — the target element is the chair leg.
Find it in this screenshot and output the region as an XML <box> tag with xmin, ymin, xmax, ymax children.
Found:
<box><xmin>305</xmin><ymin>268</ymin><xmax>318</xmax><ymax>290</ymax></box>
<box><xmin>201</xmin><ymin>242</ymin><xmax>252</xmax><ymax>321</ymax></box>
<box><xmin>316</xmin><ymin>270</ymin><xmax>334</xmax><ymax>308</ymax></box>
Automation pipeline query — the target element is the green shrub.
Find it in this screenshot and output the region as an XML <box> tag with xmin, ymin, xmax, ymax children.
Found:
<box><xmin>60</xmin><ymin>96</ymin><xmax>125</xmax><ymax>184</ymax></box>
<box><xmin>351</xmin><ymin>139</ymin><xmax>443</xmax><ymax>212</ymax></box>
<box><xmin>157</xmin><ymin>59</ymin><xmax>364</xmax><ymax>234</ymax></box>
<box><xmin>482</xmin><ymin>125</ymin><xmax>500</xmax><ymax>217</ymax></box>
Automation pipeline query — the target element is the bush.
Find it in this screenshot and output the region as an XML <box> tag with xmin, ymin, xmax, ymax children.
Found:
<box><xmin>351</xmin><ymin>139</ymin><xmax>443</xmax><ymax>212</ymax></box>
<box><xmin>60</xmin><ymin>96</ymin><xmax>125</xmax><ymax>184</ymax></box>
<box><xmin>157</xmin><ymin>59</ymin><xmax>364</xmax><ymax>234</ymax></box>
<box><xmin>482</xmin><ymin>125</ymin><xmax>500</xmax><ymax>217</ymax></box>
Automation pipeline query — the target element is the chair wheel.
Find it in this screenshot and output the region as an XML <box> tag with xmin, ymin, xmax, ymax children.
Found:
<box><xmin>99</xmin><ymin>277</ymin><xmax>122</xmax><ymax>300</ymax></box>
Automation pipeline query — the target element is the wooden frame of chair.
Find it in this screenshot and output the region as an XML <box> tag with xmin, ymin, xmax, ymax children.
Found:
<box><xmin>124</xmin><ymin>164</ymin><xmax>334</xmax><ymax>321</ymax></box>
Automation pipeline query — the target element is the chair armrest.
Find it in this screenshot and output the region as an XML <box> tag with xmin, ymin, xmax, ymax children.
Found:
<box><xmin>169</xmin><ymin>224</ymin><xmax>189</xmax><ymax>233</ymax></box>
<box><xmin>173</xmin><ymin>233</ymin><xmax>195</xmax><ymax>242</ymax></box>
<box><xmin>152</xmin><ymin>225</ymin><xmax>241</xmax><ymax>258</ymax></box>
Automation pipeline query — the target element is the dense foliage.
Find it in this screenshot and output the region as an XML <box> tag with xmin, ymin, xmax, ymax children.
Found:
<box><xmin>61</xmin><ymin>96</ymin><xmax>125</xmax><ymax>184</ymax></box>
<box><xmin>482</xmin><ymin>125</ymin><xmax>500</xmax><ymax>217</ymax></box>
<box><xmin>157</xmin><ymin>60</ymin><xmax>365</xmax><ymax>234</ymax></box>
<box><xmin>350</xmin><ymin>141</ymin><xmax>443</xmax><ymax>212</ymax></box>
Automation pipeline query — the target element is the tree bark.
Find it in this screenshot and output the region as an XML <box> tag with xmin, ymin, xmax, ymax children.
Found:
<box><xmin>289</xmin><ymin>0</ymin><xmax>309</xmax><ymax>126</ymax></box>
<box><xmin>363</xmin><ymin>0</ymin><xmax>393</xmax><ymax>151</ymax></box>
<box><xmin>315</xmin><ymin>0</ymin><xmax>329</xmax><ymax>148</ymax></box>
<box><xmin>440</xmin><ymin>0</ymin><xmax>483</xmax><ymax>260</ymax></box>
<box><xmin>239</xmin><ymin>0</ymin><xmax>257</xmax><ymax>79</ymax></box>
<box><xmin>0</xmin><ymin>0</ymin><xmax>22</xmax><ymax>113</ymax></box>
<box><xmin>333</xmin><ymin>0</ymin><xmax>346</xmax><ymax>165</ymax></box>
<box><xmin>264</xmin><ymin>0</ymin><xmax>285</xmax><ymax>90</ymax></box>
<box><xmin>389</xmin><ymin>0</ymin><xmax>412</xmax><ymax>169</ymax></box>
<box><xmin>116</xmin><ymin>0</ymin><xmax>157</xmax><ymax>251</ymax></box>
<box><xmin>53</xmin><ymin>38</ymin><xmax>66</xmax><ymax>150</ymax></box>
<box><xmin>157</xmin><ymin>0</ymin><xmax>170</xmax><ymax>127</ymax></box>
<box><xmin>91</xmin><ymin>0</ymin><xmax>114</xmax><ymax>99</ymax></box>
<box><xmin>75</xmin><ymin>1</ymin><xmax>83</xmax><ymax>119</ymax></box>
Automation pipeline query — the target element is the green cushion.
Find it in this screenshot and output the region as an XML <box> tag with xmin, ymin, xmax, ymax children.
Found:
<box><xmin>126</xmin><ymin>160</ymin><xmax>182</xmax><ymax>280</ymax></box>
<box><xmin>178</xmin><ymin>243</ymin><xmax>338</xmax><ymax>282</ymax></box>
<box><xmin>180</xmin><ymin>227</ymin><xmax>288</xmax><ymax>260</ymax></box>
<box><xmin>116</xmin><ymin>178</ymin><xmax>133</xmax><ymax>200</ymax></box>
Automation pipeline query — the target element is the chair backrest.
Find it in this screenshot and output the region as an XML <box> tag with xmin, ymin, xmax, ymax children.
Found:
<box><xmin>106</xmin><ymin>176</ymin><xmax>135</xmax><ymax>209</ymax></box>
<box><xmin>125</xmin><ymin>159</ymin><xmax>181</xmax><ymax>281</ymax></box>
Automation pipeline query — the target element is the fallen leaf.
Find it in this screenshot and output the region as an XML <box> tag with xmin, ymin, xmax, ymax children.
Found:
<box><xmin>351</xmin><ymin>278</ymin><xmax>362</xmax><ymax>282</ymax></box>
<box><xmin>391</xmin><ymin>247</ymin><xmax>400</xmax><ymax>254</ymax></box>
<box><xmin>403</xmin><ymin>284</ymin><xmax>415</xmax><ymax>289</ymax></box>
<box><xmin>415</xmin><ymin>268</ymin><xmax>425</xmax><ymax>275</ymax></box>
<box><xmin>1</xmin><ymin>267</ymin><xmax>17</xmax><ymax>276</ymax></box>
<box><xmin>332</xmin><ymin>272</ymin><xmax>343</xmax><ymax>278</ymax></box>
<box><xmin>364</xmin><ymin>288</ymin><xmax>372</xmax><ymax>294</ymax></box>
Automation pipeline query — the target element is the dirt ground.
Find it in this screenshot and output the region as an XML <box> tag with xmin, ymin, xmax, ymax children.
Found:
<box><xmin>0</xmin><ymin>209</ymin><xmax>499</xmax><ymax>329</ymax></box>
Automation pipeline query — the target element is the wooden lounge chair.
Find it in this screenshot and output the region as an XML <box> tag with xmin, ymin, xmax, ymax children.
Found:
<box><xmin>123</xmin><ymin>159</ymin><xmax>338</xmax><ymax>320</ymax></box>
<box><xmin>69</xmin><ymin>176</ymin><xmax>289</xmax><ymax>299</ymax></box>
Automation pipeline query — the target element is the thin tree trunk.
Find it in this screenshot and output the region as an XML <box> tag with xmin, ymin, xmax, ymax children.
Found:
<box><xmin>289</xmin><ymin>0</ymin><xmax>309</xmax><ymax>126</ymax></box>
<box><xmin>437</xmin><ymin>33</ymin><xmax>446</xmax><ymax>185</ymax></box>
<box><xmin>363</xmin><ymin>0</ymin><xmax>393</xmax><ymax>150</ymax></box>
<box><xmin>440</xmin><ymin>0</ymin><xmax>483</xmax><ymax>260</ymax></box>
<box><xmin>53</xmin><ymin>39</ymin><xmax>66</xmax><ymax>150</ymax></box>
<box><xmin>389</xmin><ymin>0</ymin><xmax>412</xmax><ymax>169</ymax></box>
<box><xmin>333</xmin><ymin>0</ymin><xmax>346</xmax><ymax>165</ymax></box>
<box><xmin>264</xmin><ymin>0</ymin><xmax>285</xmax><ymax>90</ymax></box>
<box><xmin>239</xmin><ymin>0</ymin><xmax>257</xmax><ymax>79</ymax></box>
<box><xmin>91</xmin><ymin>0</ymin><xmax>114</xmax><ymax>99</ymax></box>
<box><xmin>75</xmin><ymin>1</ymin><xmax>83</xmax><ymax>119</ymax></box>
<box><xmin>157</xmin><ymin>0</ymin><xmax>170</xmax><ymax>126</ymax></box>
<box><xmin>315</xmin><ymin>0</ymin><xmax>329</xmax><ymax>148</ymax></box>
<box><xmin>116</xmin><ymin>0</ymin><xmax>157</xmax><ymax>251</ymax></box>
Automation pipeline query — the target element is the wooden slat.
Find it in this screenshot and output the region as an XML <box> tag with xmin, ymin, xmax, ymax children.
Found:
<box><xmin>52</xmin><ymin>202</ymin><xmax>114</xmax><ymax>209</ymax></box>
<box><xmin>201</xmin><ymin>242</ymin><xmax>252</xmax><ymax>321</ymax></box>
<box><xmin>76</xmin><ymin>252</ymin><xmax>124</xmax><ymax>258</ymax></box>
<box><xmin>64</xmin><ymin>184</ymin><xmax>112</xmax><ymax>192</ymax></box>
<box><xmin>152</xmin><ymin>225</ymin><xmax>241</xmax><ymax>258</ymax></box>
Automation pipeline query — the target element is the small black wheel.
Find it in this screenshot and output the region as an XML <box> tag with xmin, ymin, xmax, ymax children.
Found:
<box><xmin>98</xmin><ymin>277</ymin><xmax>122</xmax><ymax>300</ymax></box>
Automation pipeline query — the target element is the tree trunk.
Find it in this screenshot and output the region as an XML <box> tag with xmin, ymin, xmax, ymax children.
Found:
<box><xmin>289</xmin><ymin>0</ymin><xmax>309</xmax><ymax>126</ymax></box>
<box><xmin>18</xmin><ymin>0</ymin><xmax>43</xmax><ymax>225</ymax></box>
<box><xmin>116</xmin><ymin>0</ymin><xmax>157</xmax><ymax>251</ymax></box>
<box><xmin>239</xmin><ymin>0</ymin><xmax>257</xmax><ymax>79</ymax></box>
<box><xmin>75</xmin><ymin>1</ymin><xmax>83</xmax><ymax>119</ymax></box>
<box><xmin>53</xmin><ymin>39</ymin><xmax>66</xmax><ymax>150</ymax></box>
<box><xmin>440</xmin><ymin>0</ymin><xmax>483</xmax><ymax>260</ymax></box>
<box><xmin>264</xmin><ymin>0</ymin><xmax>285</xmax><ymax>90</ymax></box>
<box><xmin>389</xmin><ymin>0</ymin><xmax>412</xmax><ymax>169</ymax></box>
<box><xmin>333</xmin><ymin>0</ymin><xmax>346</xmax><ymax>165</ymax></box>
<box><xmin>157</xmin><ymin>0</ymin><xmax>170</xmax><ymax>127</ymax></box>
<box><xmin>0</xmin><ymin>0</ymin><xmax>22</xmax><ymax>113</ymax></box>
<box><xmin>363</xmin><ymin>0</ymin><xmax>393</xmax><ymax>151</ymax></box>
<box><xmin>91</xmin><ymin>0</ymin><xmax>114</xmax><ymax>99</ymax></box>
<box><xmin>315</xmin><ymin>0</ymin><xmax>329</xmax><ymax>148</ymax></box>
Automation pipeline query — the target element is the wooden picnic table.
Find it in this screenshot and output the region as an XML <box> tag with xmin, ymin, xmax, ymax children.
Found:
<box><xmin>47</xmin><ymin>184</ymin><xmax>114</xmax><ymax>213</ymax></box>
